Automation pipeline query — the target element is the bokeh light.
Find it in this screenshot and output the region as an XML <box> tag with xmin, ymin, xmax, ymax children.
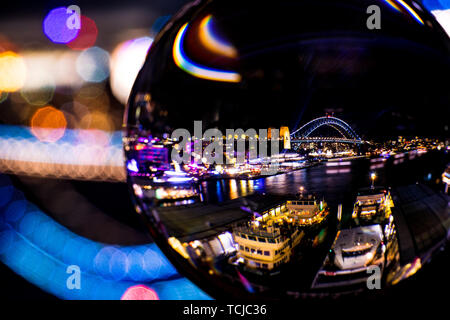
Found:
<box><xmin>67</xmin><ymin>15</ymin><xmax>98</xmax><ymax>50</ymax></box>
<box><xmin>75</xmin><ymin>83</ymin><xmax>106</xmax><ymax>99</ymax></box>
<box><xmin>20</xmin><ymin>52</ymin><xmax>56</xmax><ymax>106</ymax></box>
<box><xmin>55</xmin><ymin>51</ymin><xmax>85</xmax><ymax>88</ymax></box>
<box><xmin>423</xmin><ymin>0</ymin><xmax>450</xmax><ymax>10</ymax></box>
<box><xmin>74</xmin><ymin>86</ymin><xmax>110</xmax><ymax>113</ymax></box>
<box><xmin>43</xmin><ymin>7</ymin><xmax>80</xmax><ymax>44</ymax></box>
<box><xmin>76</xmin><ymin>47</ymin><xmax>110</xmax><ymax>82</ymax></box>
<box><xmin>432</xmin><ymin>8</ymin><xmax>450</xmax><ymax>35</ymax></box>
<box><xmin>17</xmin><ymin>51</ymin><xmax>84</xmax><ymax>92</ymax></box>
<box><xmin>0</xmin><ymin>51</ymin><xmax>27</xmax><ymax>92</ymax></box>
<box><xmin>20</xmin><ymin>88</ymin><xmax>55</xmax><ymax>106</ymax></box>
<box><xmin>78</xmin><ymin>111</ymin><xmax>114</xmax><ymax>146</ymax></box>
<box><xmin>30</xmin><ymin>106</ymin><xmax>67</xmax><ymax>143</ymax></box>
<box><xmin>79</xmin><ymin>111</ymin><xmax>113</xmax><ymax>132</ymax></box>
<box><xmin>121</xmin><ymin>285</ymin><xmax>159</xmax><ymax>300</ymax></box>
<box><xmin>20</xmin><ymin>72</ymin><xmax>55</xmax><ymax>106</ymax></box>
<box><xmin>0</xmin><ymin>125</ymin><xmax>126</xmax><ymax>181</ymax></box>
<box><xmin>0</xmin><ymin>176</ymin><xmax>210</xmax><ymax>299</ymax></box>
<box><xmin>0</xmin><ymin>91</ymin><xmax>8</xmax><ymax>103</ymax></box>
<box><xmin>61</xmin><ymin>100</ymin><xmax>89</xmax><ymax>128</ymax></box>
<box><xmin>110</xmin><ymin>37</ymin><xmax>153</xmax><ymax>104</ymax></box>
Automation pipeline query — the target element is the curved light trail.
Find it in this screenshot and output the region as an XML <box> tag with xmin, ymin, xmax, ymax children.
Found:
<box><xmin>173</xmin><ymin>23</ymin><xmax>241</xmax><ymax>83</ymax></box>
<box><xmin>0</xmin><ymin>174</ymin><xmax>210</xmax><ymax>300</ymax></box>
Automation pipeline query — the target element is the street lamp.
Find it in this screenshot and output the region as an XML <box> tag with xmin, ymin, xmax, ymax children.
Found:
<box><xmin>370</xmin><ymin>172</ymin><xmax>377</xmax><ymax>189</ymax></box>
<box><xmin>299</xmin><ymin>186</ymin><xmax>304</xmax><ymax>198</ymax></box>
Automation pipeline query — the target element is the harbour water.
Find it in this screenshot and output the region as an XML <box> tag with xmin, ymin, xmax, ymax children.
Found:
<box><xmin>201</xmin><ymin>150</ymin><xmax>449</xmax><ymax>213</ymax></box>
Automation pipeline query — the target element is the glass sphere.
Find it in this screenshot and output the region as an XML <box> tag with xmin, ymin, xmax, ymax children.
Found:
<box><xmin>124</xmin><ymin>0</ymin><xmax>450</xmax><ymax>300</ymax></box>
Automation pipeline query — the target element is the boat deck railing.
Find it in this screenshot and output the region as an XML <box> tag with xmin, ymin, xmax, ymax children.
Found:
<box><xmin>234</xmin><ymin>225</ymin><xmax>282</xmax><ymax>239</ymax></box>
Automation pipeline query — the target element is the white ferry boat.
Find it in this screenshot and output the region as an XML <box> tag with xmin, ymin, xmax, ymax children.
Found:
<box><xmin>232</xmin><ymin>194</ymin><xmax>329</xmax><ymax>271</ymax></box>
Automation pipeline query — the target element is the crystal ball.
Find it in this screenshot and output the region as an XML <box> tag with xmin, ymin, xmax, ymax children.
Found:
<box><xmin>124</xmin><ymin>0</ymin><xmax>450</xmax><ymax>300</ymax></box>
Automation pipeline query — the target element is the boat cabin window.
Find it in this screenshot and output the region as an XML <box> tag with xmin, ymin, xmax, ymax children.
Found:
<box><xmin>342</xmin><ymin>247</ymin><xmax>372</xmax><ymax>257</ymax></box>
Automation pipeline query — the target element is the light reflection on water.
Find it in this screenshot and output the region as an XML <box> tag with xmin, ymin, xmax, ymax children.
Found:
<box><xmin>201</xmin><ymin>151</ymin><xmax>448</xmax><ymax>209</ymax></box>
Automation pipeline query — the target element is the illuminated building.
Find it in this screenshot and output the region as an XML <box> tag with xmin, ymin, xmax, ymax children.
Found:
<box><xmin>280</xmin><ymin>126</ymin><xmax>291</xmax><ymax>150</ymax></box>
<box><xmin>134</xmin><ymin>143</ymin><xmax>170</xmax><ymax>173</ymax></box>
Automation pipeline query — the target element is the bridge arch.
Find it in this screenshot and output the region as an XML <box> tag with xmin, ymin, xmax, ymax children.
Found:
<box><xmin>291</xmin><ymin>116</ymin><xmax>361</xmax><ymax>140</ymax></box>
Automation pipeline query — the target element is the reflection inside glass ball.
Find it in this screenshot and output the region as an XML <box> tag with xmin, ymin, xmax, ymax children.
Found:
<box><xmin>123</xmin><ymin>0</ymin><xmax>450</xmax><ymax>299</ymax></box>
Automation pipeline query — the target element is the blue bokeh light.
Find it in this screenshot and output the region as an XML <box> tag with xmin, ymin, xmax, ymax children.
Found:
<box><xmin>76</xmin><ymin>47</ymin><xmax>110</xmax><ymax>82</ymax></box>
<box><xmin>43</xmin><ymin>7</ymin><xmax>80</xmax><ymax>44</ymax></box>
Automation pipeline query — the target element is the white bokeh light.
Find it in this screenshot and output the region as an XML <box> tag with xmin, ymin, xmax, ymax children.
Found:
<box><xmin>110</xmin><ymin>37</ymin><xmax>153</xmax><ymax>105</ymax></box>
<box><xmin>432</xmin><ymin>9</ymin><xmax>450</xmax><ymax>36</ymax></box>
<box><xmin>76</xmin><ymin>47</ymin><xmax>110</xmax><ymax>83</ymax></box>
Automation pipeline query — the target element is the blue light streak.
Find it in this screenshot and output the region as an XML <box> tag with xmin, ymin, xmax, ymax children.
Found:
<box><xmin>0</xmin><ymin>174</ymin><xmax>210</xmax><ymax>300</ymax></box>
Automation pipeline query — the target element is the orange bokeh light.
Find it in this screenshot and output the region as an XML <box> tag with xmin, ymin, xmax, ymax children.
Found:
<box><xmin>31</xmin><ymin>106</ymin><xmax>67</xmax><ymax>143</ymax></box>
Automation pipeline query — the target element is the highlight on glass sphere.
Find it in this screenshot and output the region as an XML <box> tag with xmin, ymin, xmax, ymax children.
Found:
<box><xmin>123</xmin><ymin>0</ymin><xmax>450</xmax><ymax>300</ymax></box>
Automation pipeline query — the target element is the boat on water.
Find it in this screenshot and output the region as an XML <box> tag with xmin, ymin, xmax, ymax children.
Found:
<box><xmin>231</xmin><ymin>194</ymin><xmax>329</xmax><ymax>271</ymax></box>
<box><xmin>286</xmin><ymin>195</ymin><xmax>330</xmax><ymax>226</ymax></box>
<box><xmin>311</xmin><ymin>224</ymin><xmax>386</xmax><ymax>289</ymax></box>
<box><xmin>312</xmin><ymin>187</ymin><xmax>397</xmax><ymax>290</ymax></box>
<box><xmin>352</xmin><ymin>187</ymin><xmax>394</xmax><ymax>222</ymax></box>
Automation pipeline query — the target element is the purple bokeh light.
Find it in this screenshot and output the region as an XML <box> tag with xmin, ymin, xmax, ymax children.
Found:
<box><xmin>43</xmin><ymin>7</ymin><xmax>80</xmax><ymax>44</ymax></box>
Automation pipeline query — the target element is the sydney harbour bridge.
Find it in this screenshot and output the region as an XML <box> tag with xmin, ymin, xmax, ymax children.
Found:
<box><xmin>289</xmin><ymin>116</ymin><xmax>363</xmax><ymax>145</ymax></box>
